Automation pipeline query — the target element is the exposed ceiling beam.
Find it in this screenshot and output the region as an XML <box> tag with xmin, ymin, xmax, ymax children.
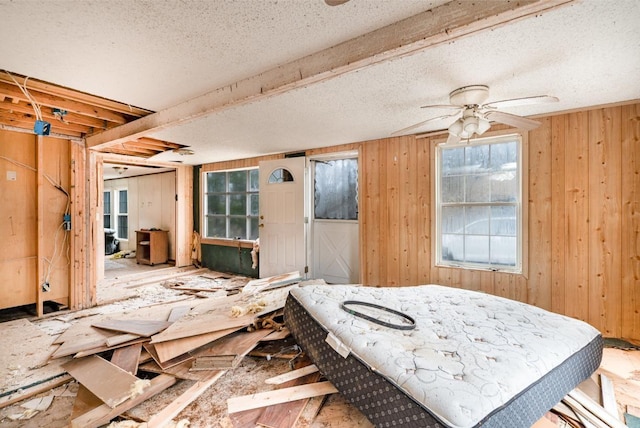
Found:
<box><xmin>86</xmin><ymin>0</ymin><xmax>573</xmax><ymax>150</ymax></box>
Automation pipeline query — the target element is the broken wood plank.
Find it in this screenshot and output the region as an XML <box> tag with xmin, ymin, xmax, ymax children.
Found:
<box><xmin>190</xmin><ymin>328</ymin><xmax>273</xmax><ymax>370</ymax></box>
<box><xmin>260</xmin><ymin>328</ymin><xmax>291</xmax><ymax>342</ymax></box>
<box><xmin>92</xmin><ymin>319</ymin><xmax>172</xmax><ymax>337</ymax></box>
<box><xmin>105</xmin><ymin>333</ymin><xmax>141</xmax><ymax>347</ymax></box>
<box><xmin>241</xmin><ymin>271</ymin><xmax>301</xmax><ymax>295</ymax></box>
<box><xmin>146</xmin><ymin>370</ymin><xmax>224</xmax><ymax>428</ymax></box>
<box><xmin>63</xmin><ymin>355</ymin><xmax>148</xmax><ymax>409</ymax></box>
<box><xmin>150</xmin><ymin>285</ymin><xmax>293</xmax><ymax>344</ymax></box>
<box><xmin>51</xmin><ymin>327</ymin><xmax>117</xmax><ymax>359</ymax></box>
<box><xmin>70</xmin><ymin>374</ymin><xmax>176</xmax><ymax>428</ymax></box>
<box><xmin>72</xmin><ymin>336</ymin><xmax>149</xmax><ymax>359</ymax></box>
<box><xmin>265</xmin><ymin>364</ymin><xmax>319</xmax><ymax>385</ymax></box>
<box><xmin>111</xmin><ymin>343</ymin><xmax>143</xmax><ymax>375</ymax></box>
<box><xmin>153</xmin><ymin>327</ymin><xmax>242</xmax><ymax>363</ymax></box>
<box><xmin>564</xmin><ymin>389</ymin><xmax>625</xmax><ymax>428</ymax></box>
<box><xmin>0</xmin><ymin>374</ymin><xmax>72</xmax><ymax>409</ymax></box>
<box><xmin>227</xmin><ymin>381</ymin><xmax>338</xmax><ymax>414</ymax></box>
<box><xmin>70</xmin><ymin>386</ymin><xmax>103</xmax><ymax>421</ymax></box>
<box><xmin>138</xmin><ymin>358</ymin><xmax>214</xmax><ymax>382</ymax></box>
<box><xmin>167</xmin><ymin>305</ymin><xmax>192</xmax><ymax>322</ymax></box>
<box><xmin>144</xmin><ymin>342</ymin><xmax>194</xmax><ymax>370</ymax></box>
<box><xmin>256</xmin><ymin>370</ymin><xmax>322</xmax><ymax>428</ymax></box>
<box><xmin>600</xmin><ymin>373</ymin><xmax>621</xmax><ymax>421</ymax></box>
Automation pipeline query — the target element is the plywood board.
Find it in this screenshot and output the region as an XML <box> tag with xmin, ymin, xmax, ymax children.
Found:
<box><xmin>92</xmin><ymin>319</ymin><xmax>171</xmax><ymax>336</ymax></box>
<box><xmin>265</xmin><ymin>364</ymin><xmax>319</xmax><ymax>385</ymax></box>
<box><xmin>227</xmin><ymin>381</ymin><xmax>338</xmax><ymax>414</ymax></box>
<box><xmin>70</xmin><ymin>374</ymin><xmax>176</xmax><ymax>428</ymax></box>
<box><xmin>191</xmin><ymin>328</ymin><xmax>272</xmax><ymax>370</ymax></box>
<box><xmin>144</xmin><ymin>342</ymin><xmax>194</xmax><ymax>370</ymax></box>
<box><xmin>151</xmin><ymin>285</ymin><xmax>293</xmax><ymax>344</ymax></box>
<box><xmin>257</xmin><ymin>370</ymin><xmax>322</xmax><ymax>428</ymax></box>
<box><xmin>111</xmin><ymin>343</ymin><xmax>143</xmax><ymax>375</ymax></box>
<box><xmin>63</xmin><ymin>355</ymin><xmax>147</xmax><ymax>408</ymax></box>
<box><xmin>153</xmin><ymin>327</ymin><xmax>242</xmax><ymax>363</ymax></box>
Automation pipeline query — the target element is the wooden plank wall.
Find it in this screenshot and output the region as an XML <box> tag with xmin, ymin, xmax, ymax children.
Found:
<box><xmin>0</xmin><ymin>130</ymin><xmax>73</xmax><ymax>310</ymax></box>
<box><xmin>357</xmin><ymin>103</ymin><xmax>640</xmax><ymax>340</ymax></box>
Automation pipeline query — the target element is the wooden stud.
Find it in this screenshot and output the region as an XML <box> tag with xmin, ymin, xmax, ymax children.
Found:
<box><xmin>227</xmin><ymin>381</ymin><xmax>338</xmax><ymax>414</ymax></box>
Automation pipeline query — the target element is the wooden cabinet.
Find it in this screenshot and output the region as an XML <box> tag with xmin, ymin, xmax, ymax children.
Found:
<box><xmin>136</xmin><ymin>230</ymin><xmax>168</xmax><ymax>265</ymax></box>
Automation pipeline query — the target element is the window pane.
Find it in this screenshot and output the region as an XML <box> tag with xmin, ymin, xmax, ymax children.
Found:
<box><xmin>249</xmin><ymin>217</ymin><xmax>259</xmax><ymax>240</ymax></box>
<box><xmin>465</xmin><ymin>144</ymin><xmax>490</xmax><ymax>172</ymax></box>
<box><xmin>207</xmin><ymin>172</ymin><xmax>226</xmax><ymax>193</ymax></box>
<box><xmin>104</xmin><ymin>215</ymin><xmax>111</xmax><ymax>229</ymax></box>
<box><xmin>464</xmin><ymin>235</ymin><xmax>489</xmax><ymax>263</ymax></box>
<box><xmin>104</xmin><ymin>192</ymin><xmax>111</xmax><ymax>214</ymax></box>
<box><xmin>465</xmin><ymin>175</ymin><xmax>490</xmax><ymax>202</ymax></box>
<box><xmin>250</xmin><ymin>194</ymin><xmax>259</xmax><ymax>216</ymax></box>
<box><xmin>314</xmin><ymin>159</ymin><xmax>358</xmax><ymax>220</ymax></box>
<box><xmin>118</xmin><ymin>190</ymin><xmax>128</xmax><ymax>213</ymax></box>
<box><xmin>269</xmin><ymin>168</ymin><xmax>294</xmax><ymax>183</ymax></box>
<box><xmin>229</xmin><ymin>171</ymin><xmax>247</xmax><ymax>192</ymax></box>
<box><xmin>229</xmin><ymin>194</ymin><xmax>246</xmax><ymax>215</ymax></box>
<box><xmin>441</xmin><ymin>206</ymin><xmax>464</xmax><ymax>233</ymax></box>
<box><xmin>491</xmin><ymin>206</ymin><xmax>516</xmax><ymax>236</ymax></box>
<box><xmin>249</xmin><ymin>169</ymin><xmax>259</xmax><ymax>191</ymax></box>
<box><xmin>491</xmin><ymin>236</ymin><xmax>516</xmax><ymax>265</ymax></box>
<box><xmin>207</xmin><ymin>195</ymin><xmax>226</xmax><ymax>215</ymax></box>
<box><xmin>442</xmin><ymin>234</ymin><xmax>463</xmax><ymax>262</ymax></box>
<box><xmin>117</xmin><ymin>215</ymin><xmax>128</xmax><ymax>239</ymax></box>
<box><xmin>441</xmin><ymin>176</ymin><xmax>464</xmax><ymax>203</ymax></box>
<box><xmin>229</xmin><ymin>217</ymin><xmax>246</xmax><ymax>239</ymax></box>
<box><xmin>206</xmin><ymin>216</ymin><xmax>226</xmax><ymax>237</ymax></box>
<box><xmin>465</xmin><ymin>206</ymin><xmax>490</xmax><ymax>234</ymax></box>
<box><xmin>441</xmin><ymin>147</ymin><xmax>465</xmax><ymax>176</ymax></box>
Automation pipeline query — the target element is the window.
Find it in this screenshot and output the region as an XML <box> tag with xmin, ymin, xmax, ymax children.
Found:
<box><xmin>435</xmin><ymin>134</ymin><xmax>522</xmax><ymax>272</ymax></box>
<box><xmin>204</xmin><ymin>169</ymin><xmax>259</xmax><ymax>240</ymax></box>
<box><xmin>115</xmin><ymin>189</ymin><xmax>128</xmax><ymax>240</ymax></box>
<box><xmin>313</xmin><ymin>158</ymin><xmax>358</xmax><ymax>220</ymax></box>
<box><xmin>103</xmin><ymin>191</ymin><xmax>112</xmax><ymax>229</ymax></box>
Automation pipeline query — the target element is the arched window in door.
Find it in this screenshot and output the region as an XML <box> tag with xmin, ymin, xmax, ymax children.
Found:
<box><xmin>268</xmin><ymin>168</ymin><xmax>294</xmax><ymax>183</ymax></box>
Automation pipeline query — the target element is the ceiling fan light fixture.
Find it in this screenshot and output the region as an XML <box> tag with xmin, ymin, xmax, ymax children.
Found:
<box><xmin>462</xmin><ymin>116</ymin><xmax>479</xmax><ymax>135</ymax></box>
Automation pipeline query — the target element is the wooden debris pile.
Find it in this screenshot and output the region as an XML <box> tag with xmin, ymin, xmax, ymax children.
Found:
<box><xmin>1</xmin><ymin>270</ymin><xmax>341</xmax><ymax>428</ymax></box>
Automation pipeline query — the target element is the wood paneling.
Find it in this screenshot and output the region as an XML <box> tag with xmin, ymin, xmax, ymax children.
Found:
<box><xmin>0</xmin><ymin>130</ymin><xmax>71</xmax><ymax>311</ymax></box>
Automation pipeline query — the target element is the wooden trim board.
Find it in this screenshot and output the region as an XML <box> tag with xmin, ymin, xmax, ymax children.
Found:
<box><xmin>63</xmin><ymin>355</ymin><xmax>148</xmax><ymax>409</ymax></box>
<box><xmin>227</xmin><ymin>381</ymin><xmax>338</xmax><ymax>414</ymax></box>
<box><xmin>110</xmin><ymin>343</ymin><xmax>143</xmax><ymax>375</ymax></box>
<box><xmin>152</xmin><ymin>327</ymin><xmax>242</xmax><ymax>363</ymax></box>
<box><xmin>265</xmin><ymin>364</ymin><xmax>319</xmax><ymax>385</ymax></box>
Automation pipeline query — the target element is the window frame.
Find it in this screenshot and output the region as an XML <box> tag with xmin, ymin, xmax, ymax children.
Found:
<box><xmin>433</xmin><ymin>132</ymin><xmax>528</xmax><ymax>274</ymax></box>
<box><xmin>114</xmin><ymin>188</ymin><xmax>129</xmax><ymax>241</ymax></box>
<box><xmin>202</xmin><ymin>168</ymin><xmax>259</xmax><ymax>242</ymax></box>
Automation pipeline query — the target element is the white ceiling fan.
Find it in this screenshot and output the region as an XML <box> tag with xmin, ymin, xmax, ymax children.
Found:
<box><xmin>393</xmin><ymin>85</ymin><xmax>558</xmax><ymax>144</ymax></box>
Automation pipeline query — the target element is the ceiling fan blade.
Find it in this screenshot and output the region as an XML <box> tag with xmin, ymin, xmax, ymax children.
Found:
<box><xmin>391</xmin><ymin>112</ymin><xmax>460</xmax><ymax>136</ymax></box>
<box><xmin>420</xmin><ymin>104</ymin><xmax>463</xmax><ymax>109</ymax></box>
<box><xmin>325</xmin><ymin>0</ymin><xmax>350</xmax><ymax>5</ymax></box>
<box><xmin>445</xmin><ymin>133</ymin><xmax>461</xmax><ymax>145</ymax></box>
<box><xmin>485</xmin><ymin>110</ymin><xmax>541</xmax><ymax>130</ymax></box>
<box><xmin>483</xmin><ymin>95</ymin><xmax>558</xmax><ymax>110</ymax></box>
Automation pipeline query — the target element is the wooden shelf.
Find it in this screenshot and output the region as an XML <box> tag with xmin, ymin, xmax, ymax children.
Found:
<box><xmin>136</xmin><ymin>230</ymin><xmax>168</xmax><ymax>266</ymax></box>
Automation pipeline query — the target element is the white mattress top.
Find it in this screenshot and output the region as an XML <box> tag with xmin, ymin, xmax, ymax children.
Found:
<box><xmin>290</xmin><ymin>284</ymin><xmax>600</xmax><ymax>428</ymax></box>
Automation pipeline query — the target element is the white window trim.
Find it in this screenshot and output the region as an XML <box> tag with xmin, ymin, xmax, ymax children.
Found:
<box><xmin>114</xmin><ymin>187</ymin><xmax>129</xmax><ymax>241</ymax></box>
<box><xmin>202</xmin><ymin>167</ymin><xmax>259</xmax><ymax>241</ymax></box>
<box><xmin>432</xmin><ymin>131</ymin><xmax>528</xmax><ymax>275</ymax></box>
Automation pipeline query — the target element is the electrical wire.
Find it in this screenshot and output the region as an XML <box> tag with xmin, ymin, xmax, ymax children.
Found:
<box><xmin>7</xmin><ymin>72</ymin><xmax>43</xmax><ymax>121</ymax></box>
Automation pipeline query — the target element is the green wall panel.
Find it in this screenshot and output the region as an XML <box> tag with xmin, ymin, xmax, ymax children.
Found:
<box><xmin>201</xmin><ymin>244</ymin><xmax>258</xmax><ymax>278</ymax></box>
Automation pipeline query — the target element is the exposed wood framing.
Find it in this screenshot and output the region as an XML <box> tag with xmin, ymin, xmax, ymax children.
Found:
<box><xmin>86</xmin><ymin>0</ymin><xmax>573</xmax><ymax>149</ymax></box>
<box><xmin>36</xmin><ymin>135</ymin><xmax>44</xmax><ymax>316</ymax></box>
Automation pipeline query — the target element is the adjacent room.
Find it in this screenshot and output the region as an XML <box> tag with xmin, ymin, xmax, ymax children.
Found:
<box><xmin>0</xmin><ymin>0</ymin><xmax>639</xmax><ymax>427</ymax></box>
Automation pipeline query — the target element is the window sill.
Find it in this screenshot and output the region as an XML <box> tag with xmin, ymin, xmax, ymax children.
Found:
<box><xmin>201</xmin><ymin>237</ymin><xmax>255</xmax><ymax>249</ymax></box>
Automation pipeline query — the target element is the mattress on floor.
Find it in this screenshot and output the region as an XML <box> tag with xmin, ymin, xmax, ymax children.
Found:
<box><xmin>284</xmin><ymin>284</ymin><xmax>603</xmax><ymax>428</ymax></box>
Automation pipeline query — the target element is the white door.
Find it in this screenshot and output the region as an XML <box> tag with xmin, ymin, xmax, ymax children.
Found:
<box><xmin>259</xmin><ymin>157</ymin><xmax>306</xmax><ymax>278</ymax></box>
<box><xmin>310</xmin><ymin>156</ymin><xmax>359</xmax><ymax>284</ymax></box>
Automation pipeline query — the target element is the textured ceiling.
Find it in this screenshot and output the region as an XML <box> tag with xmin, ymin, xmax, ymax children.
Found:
<box><xmin>1</xmin><ymin>0</ymin><xmax>639</xmax><ymax>165</ymax></box>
